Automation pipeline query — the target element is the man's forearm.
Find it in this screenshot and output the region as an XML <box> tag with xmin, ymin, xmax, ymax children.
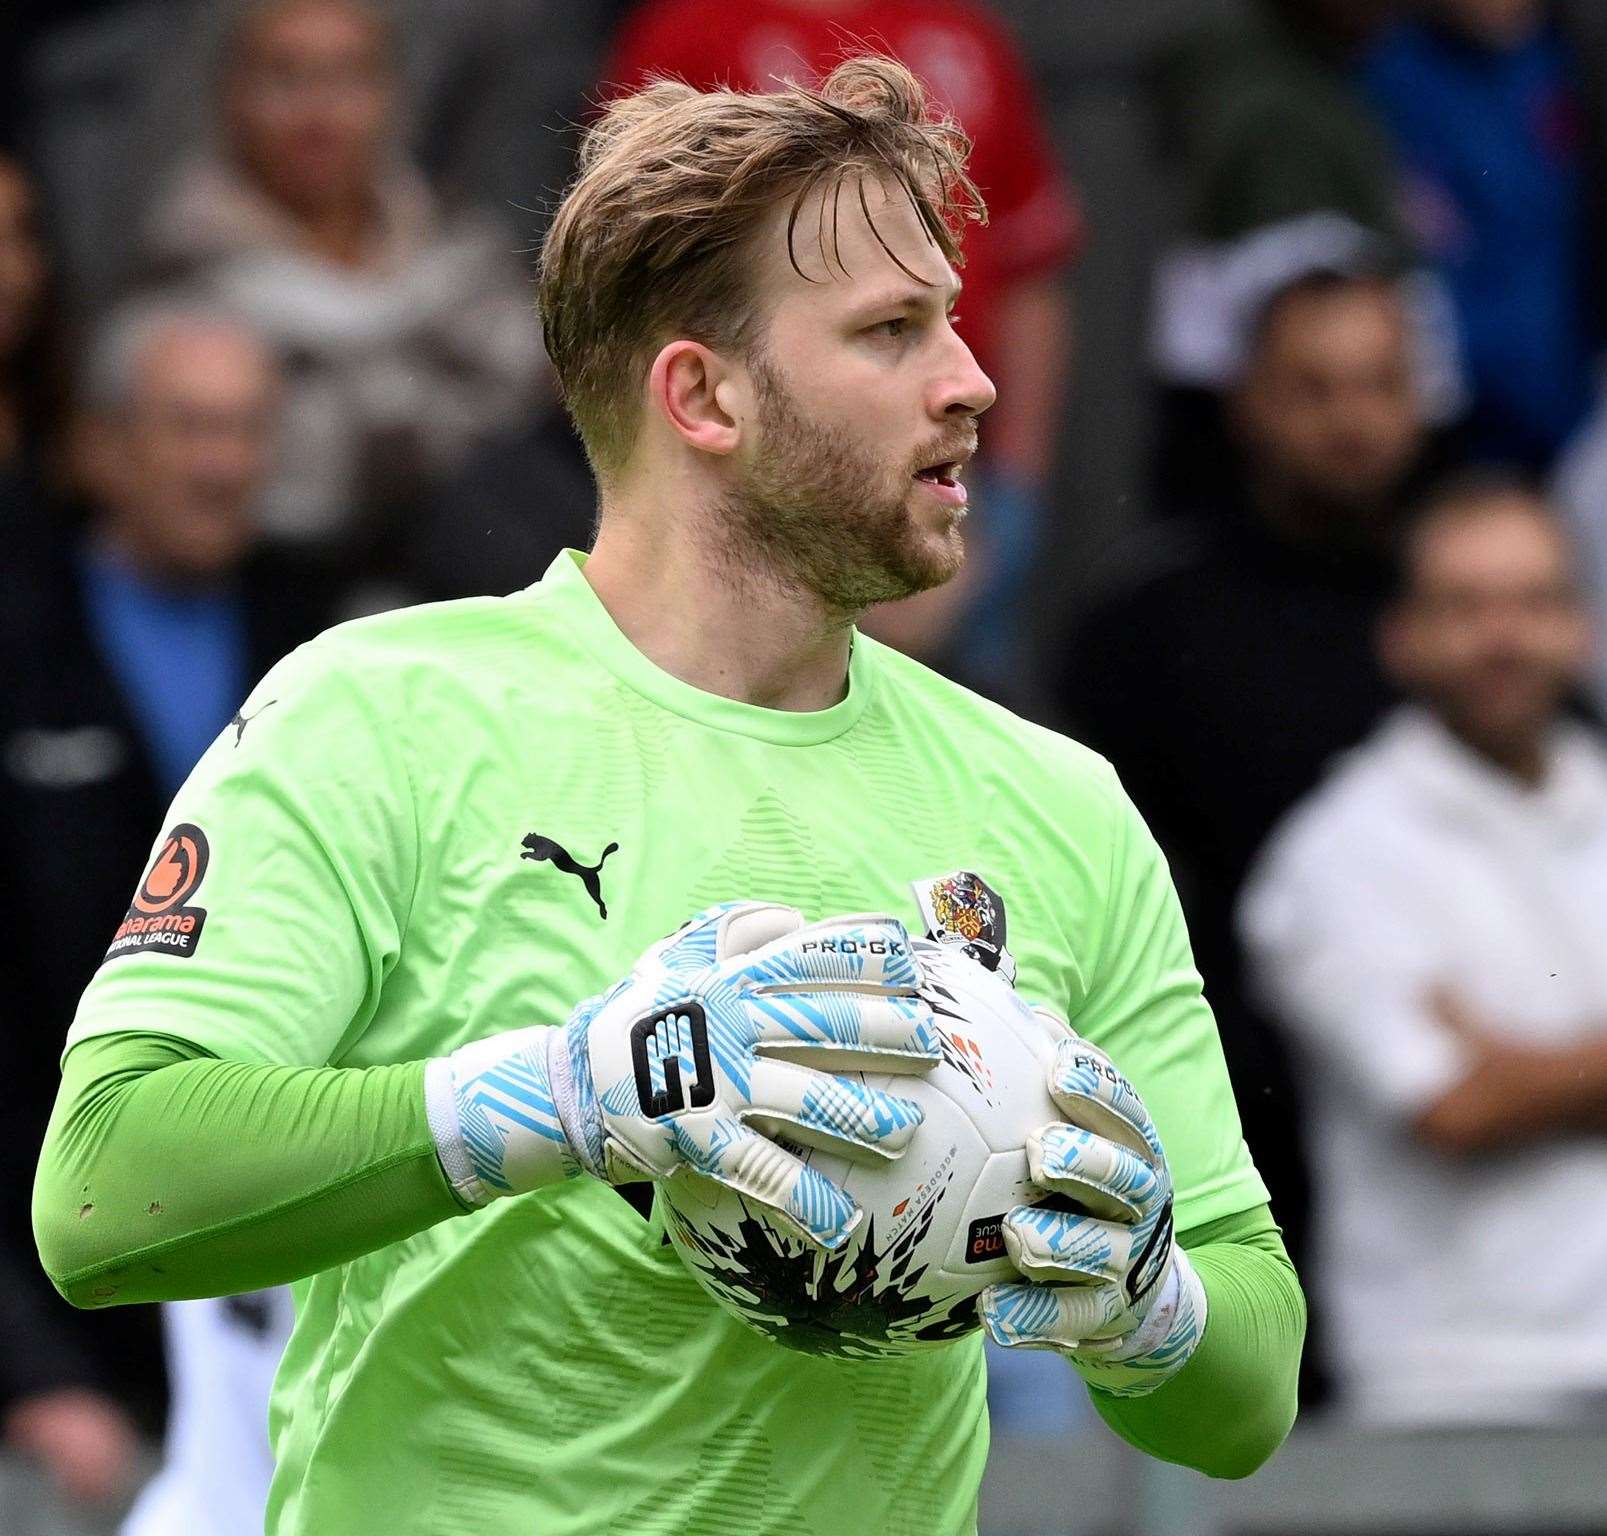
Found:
<box><xmin>1414</xmin><ymin>1035</ymin><xmax>1607</xmax><ymax>1155</ymax></box>
<box><xmin>34</xmin><ymin>1032</ymin><xmax>463</xmax><ymax>1308</ymax></box>
<box><xmin>1088</xmin><ymin>1209</ymin><xmax>1305</xmax><ymax>1479</ymax></box>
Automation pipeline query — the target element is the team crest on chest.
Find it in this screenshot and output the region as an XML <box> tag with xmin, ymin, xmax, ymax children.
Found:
<box><xmin>911</xmin><ymin>869</ymin><xmax>1016</xmax><ymax>985</ymax></box>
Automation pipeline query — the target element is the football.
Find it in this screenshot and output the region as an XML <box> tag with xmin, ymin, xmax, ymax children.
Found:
<box><xmin>661</xmin><ymin>935</ymin><xmax>1066</xmax><ymax>1359</ymax></box>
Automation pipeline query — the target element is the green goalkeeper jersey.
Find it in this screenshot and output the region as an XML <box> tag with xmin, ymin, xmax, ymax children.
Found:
<box><xmin>65</xmin><ymin>551</ymin><xmax>1268</xmax><ymax>1536</ymax></box>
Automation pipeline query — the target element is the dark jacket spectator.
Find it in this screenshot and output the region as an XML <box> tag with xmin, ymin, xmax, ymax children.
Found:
<box><xmin>1054</xmin><ymin>268</ymin><xmax>1434</xmax><ymax>1392</ymax></box>
<box><xmin>0</xmin><ymin>151</ymin><xmax>69</xmax><ymax>504</ymax></box>
<box><xmin>405</xmin><ymin>406</ymin><xmax>597</xmax><ymax>602</ymax></box>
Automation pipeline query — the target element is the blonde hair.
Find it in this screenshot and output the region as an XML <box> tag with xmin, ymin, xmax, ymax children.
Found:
<box><xmin>538</xmin><ymin>56</ymin><xmax>984</xmax><ymax>479</ymax></box>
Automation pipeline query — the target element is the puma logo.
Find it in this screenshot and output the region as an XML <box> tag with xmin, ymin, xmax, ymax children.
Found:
<box><xmin>230</xmin><ymin>699</ymin><xmax>278</xmax><ymax>746</ymax></box>
<box><xmin>521</xmin><ymin>834</ymin><xmax>619</xmax><ymax>920</ymax></box>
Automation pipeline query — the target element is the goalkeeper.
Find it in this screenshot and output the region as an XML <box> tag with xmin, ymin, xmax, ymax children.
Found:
<box><xmin>33</xmin><ymin>58</ymin><xmax>1303</xmax><ymax>1536</ymax></box>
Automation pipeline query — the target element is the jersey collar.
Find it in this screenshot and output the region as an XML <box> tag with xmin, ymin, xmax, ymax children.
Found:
<box><xmin>533</xmin><ymin>550</ymin><xmax>873</xmax><ymax>745</ymax></box>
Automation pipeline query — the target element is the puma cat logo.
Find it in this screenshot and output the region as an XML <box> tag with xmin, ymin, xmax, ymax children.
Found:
<box><xmin>521</xmin><ymin>834</ymin><xmax>619</xmax><ymax>920</ymax></box>
<box><xmin>230</xmin><ymin>699</ymin><xmax>279</xmax><ymax>746</ymax></box>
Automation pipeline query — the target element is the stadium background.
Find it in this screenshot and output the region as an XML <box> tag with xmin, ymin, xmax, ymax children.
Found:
<box><xmin>3</xmin><ymin>0</ymin><xmax>1605</xmax><ymax>1531</ymax></box>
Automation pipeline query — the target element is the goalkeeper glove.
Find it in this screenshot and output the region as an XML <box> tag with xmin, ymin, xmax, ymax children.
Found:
<box><xmin>979</xmin><ymin>1031</ymin><xmax>1207</xmax><ymax>1397</ymax></box>
<box><xmin>425</xmin><ymin>902</ymin><xmax>940</xmax><ymax>1249</ymax></box>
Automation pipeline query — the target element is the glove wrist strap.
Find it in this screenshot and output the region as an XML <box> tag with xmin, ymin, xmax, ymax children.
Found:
<box><xmin>426</xmin><ymin>1024</ymin><xmax>580</xmax><ymax>1207</ymax></box>
<box><xmin>1073</xmin><ymin>1249</ymin><xmax>1209</xmax><ymax>1399</ymax></box>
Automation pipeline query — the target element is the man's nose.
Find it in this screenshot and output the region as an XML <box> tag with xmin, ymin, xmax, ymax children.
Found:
<box><xmin>936</xmin><ymin>333</ymin><xmax>996</xmax><ymax>419</ymax></box>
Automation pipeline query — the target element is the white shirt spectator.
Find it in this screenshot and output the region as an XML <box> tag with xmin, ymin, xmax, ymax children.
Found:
<box><xmin>1239</xmin><ymin>704</ymin><xmax>1607</xmax><ymax>1426</ymax></box>
<box><xmin>120</xmin><ymin>1291</ymin><xmax>295</xmax><ymax>1536</ymax></box>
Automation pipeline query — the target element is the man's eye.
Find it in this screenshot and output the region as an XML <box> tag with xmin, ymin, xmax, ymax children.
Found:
<box><xmin>870</xmin><ymin>317</ymin><xmax>908</xmax><ymax>338</ymax></box>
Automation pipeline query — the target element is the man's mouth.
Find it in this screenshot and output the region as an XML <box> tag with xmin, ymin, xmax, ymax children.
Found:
<box><xmin>913</xmin><ymin>459</ymin><xmax>968</xmax><ymax>508</ymax></box>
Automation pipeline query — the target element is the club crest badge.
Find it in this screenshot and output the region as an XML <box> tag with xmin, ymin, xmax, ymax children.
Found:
<box><xmin>911</xmin><ymin>869</ymin><xmax>1016</xmax><ymax>985</ymax></box>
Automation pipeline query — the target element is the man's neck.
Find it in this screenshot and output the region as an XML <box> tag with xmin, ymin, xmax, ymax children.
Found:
<box><xmin>1249</xmin><ymin>475</ymin><xmax>1392</xmax><ymax>556</ymax></box>
<box><xmin>298</xmin><ymin>200</ymin><xmax>374</xmax><ymax>269</ymax></box>
<box><xmin>583</xmin><ymin>505</ymin><xmax>854</xmax><ymax>713</ymax></box>
<box><xmin>1440</xmin><ymin>713</ymin><xmax>1550</xmax><ymax>790</ymax></box>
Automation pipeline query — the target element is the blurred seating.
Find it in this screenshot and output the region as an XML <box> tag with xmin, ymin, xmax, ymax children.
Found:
<box><xmin>980</xmin><ymin>1415</ymin><xmax>1607</xmax><ymax>1535</ymax></box>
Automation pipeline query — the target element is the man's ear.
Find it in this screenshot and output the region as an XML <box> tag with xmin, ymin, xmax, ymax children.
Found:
<box><xmin>647</xmin><ymin>340</ymin><xmax>749</xmax><ymax>457</ymax></box>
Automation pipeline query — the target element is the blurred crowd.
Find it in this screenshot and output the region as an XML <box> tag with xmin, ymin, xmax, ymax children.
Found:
<box><xmin>2</xmin><ymin>0</ymin><xmax>1607</xmax><ymax>1532</ymax></box>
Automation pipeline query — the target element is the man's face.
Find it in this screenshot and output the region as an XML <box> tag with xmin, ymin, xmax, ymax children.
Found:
<box><xmin>1384</xmin><ymin>497</ymin><xmax>1591</xmax><ymax>754</ymax></box>
<box><xmin>720</xmin><ymin>175</ymin><xmax>996</xmax><ymax>612</ymax></box>
<box><xmin>0</xmin><ymin>158</ymin><xmax>46</xmax><ymax>363</ymax></box>
<box><xmin>227</xmin><ymin>0</ymin><xmax>391</xmax><ymax>215</ymax></box>
<box><xmin>109</xmin><ymin>326</ymin><xmax>277</xmax><ymax>581</ymax></box>
<box><xmin>1231</xmin><ymin>281</ymin><xmax>1423</xmax><ymax>532</ymax></box>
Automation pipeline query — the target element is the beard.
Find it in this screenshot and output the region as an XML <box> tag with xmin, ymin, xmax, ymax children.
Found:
<box><xmin>711</xmin><ymin>354</ymin><xmax>970</xmax><ymax>615</ymax></box>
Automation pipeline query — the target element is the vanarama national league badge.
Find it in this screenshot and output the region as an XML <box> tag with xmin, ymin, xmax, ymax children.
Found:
<box><xmin>106</xmin><ymin>823</ymin><xmax>211</xmax><ymax>961</ymax></box>
<box><xmin>911</xmin><ymin>869</ymin><xmax>1016</xmax><ymax>985</ymax></box>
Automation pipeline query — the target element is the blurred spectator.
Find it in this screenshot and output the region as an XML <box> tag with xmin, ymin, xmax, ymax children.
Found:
<box><xmin>1054</xmin><ymin>264</ymin><xmax>1433</xmax><ymax>1383</ymax></box>
<box><xmin>16</xmin><ymin>0</ymin><xmax>609</xmax><ymax>313</ymax></box>
<box><xmin>133</xmin><ymin>0</ymin><xmax>546</xmax><ymax>579</ymax></box>
<box><xmin>0</xmin><ymin>151</ymin><xmax>69</xmax><ymax>507</ymax></box>
<box><xmin>120</xmin><ymin>1290</ymin><xmax>294</xmax><ymax>1536</ymax></box>
<box><xmin>1360</xmin><ymin>0</ymin><xmax>1597</xmax><ymax>469</ymax></box>
<box><xmin>0</xmin><ymin>300</ymin><xmax>338</xmax><ymax>1505</ymax></box>
<box><xmin>0</xmin><ymin>1243</ymin><xmax>140</xmax><ymax>1510</ymax></box>
<box><xmin>1240</xmin><ymin>477</ymin><xmax>1607</xmax><ymax>1425</ymax></box>
<box><xmin>1160</xmin><ymin>0</ymin><xmax>1404</xmax><ymax>245</ymax></box>
<box><xmin>405</xmin><ymin>403</ymin><xmax>596</xmax><ymax>601</ymax></box>
<box><xmin>1150</xmin><ymin>212</ymin><xmax>1465</xmax><ymax>517</ymax></box>
<box><xmin>605</xmin><ymin>0</ymin><xmax>1081</xmax><ymax>671</ymax></box>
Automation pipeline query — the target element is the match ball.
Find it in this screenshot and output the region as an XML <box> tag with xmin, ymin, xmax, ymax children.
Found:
<box><xmin>662</xmin><ymin>941</ymin><xmax>1065</xmax><ymax>1359</ymax></box>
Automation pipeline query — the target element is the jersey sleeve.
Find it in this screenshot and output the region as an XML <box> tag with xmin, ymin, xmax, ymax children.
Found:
<box><xmin>1072</xmin><ymin>767</ymin><xmax>1269</xmax><ymax>1231</ymax></box>
<box><xmin>64</xmin><ymin>638</ymin><xmax>418</xmax><ymax>1069</ymax></box>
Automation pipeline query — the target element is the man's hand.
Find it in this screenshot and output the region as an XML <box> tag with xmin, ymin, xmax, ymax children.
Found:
<box><xmin>979</xmin><ymin>1033</ymin><xmax>1207</xmax><ymax>1397</ymax></box>
<box><xmin>427</xmin><ymin>903</ymin><xmax>939</xmax><ymax>1249</ymax></box>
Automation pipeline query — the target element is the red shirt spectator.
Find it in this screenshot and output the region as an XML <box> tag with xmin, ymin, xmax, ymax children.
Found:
<box><xmin>606</xmin><ymin>0</ymin><xmax>1081</xmax><ymax>433</ymax></box>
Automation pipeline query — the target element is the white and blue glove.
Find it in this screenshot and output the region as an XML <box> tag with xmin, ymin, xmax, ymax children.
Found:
<box><xmin>980</xmin><ymin>1032</ymin><xmax>1207</xmax><ymax>1397</ymax></box>
<box><xmin>425</xmin><ymin>902</ymin><xmax>940</xmax><ymax>1249</ymax></box>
